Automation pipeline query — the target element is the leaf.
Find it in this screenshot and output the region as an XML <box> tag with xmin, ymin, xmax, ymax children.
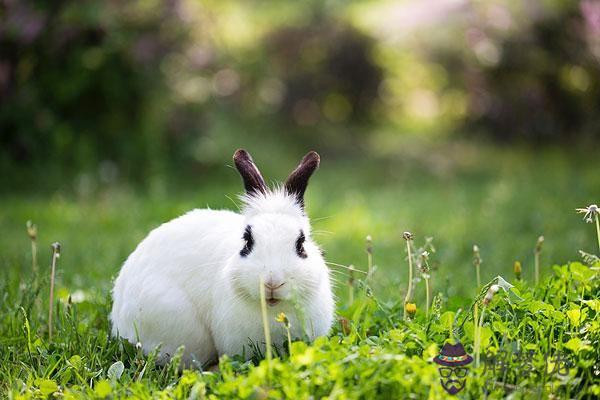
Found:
<box><xmin>566</xmin><ymin>309</ymin><xmax>581</xmax><ymax>327</ymax></box>
<box><xmin>550</xmin><ymin>310</ymin><xmax>565</xmax><ymax>322</ymax></box>
<box><xmin>566</xmin><ymin>308</ymin><xmax>587</xmax><ymax>327</ymax></box>
<box><xmin>94</xmin><ymin>380</ymin><xmax>112</xmax><ymax>398</ymax></box>
<box><xmin>495</xmin><ymin>275</ymin><xmax>514</xmax><ymax>291</ymax></box>
<box><xmin>492</xmin><ymin>320</ymin><xmax>508</xmax><ymax>335</ymax></box>
<box><xmin>67</xmin><ymin>355</ymin><xmax>83</xmax><ymax>369</ymax></box>
<box><xmin>569</xmin><ymin>262</ymin><xmax>596</xmax><ymax>282</ymax></box>
<box><xmin>564</xmin><ymin>338</ymin><xmax>593</xmax><ymax>354</ymax></box>
<box><xmin>439</xmin><ymin>311</ymin><xmax>455</xmax><ymax>332</ymax></box>
<box><xmin>494</xmin><ymin>275</ymin><xmax>524</xmax><ymax>303</ymax></box>
<box><xmin>36</xmin><ymin>379</ymin><xmax>58</xmax><ymax>396</ymax></box>
<box><xmin>479</xmin><ymin>326</ymin><xmax>493</xmax><ymax>348</ymax></box>
<box><xmin>582</xmin><ymin>299</ymin><xmax>600</xmax><ymax>313</ymax></box>
<box><xmin>107</xmin><ymin>361</ymin><xmax>125</xmax><ymax>381</ymax></box>
<box><xmin>527</xmin><ymin>300</ymin><xmax>555</xmax><ymax>315</ymax></box>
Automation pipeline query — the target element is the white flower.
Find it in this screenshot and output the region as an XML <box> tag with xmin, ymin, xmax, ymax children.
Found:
<box><xmin>576</xmin><ymin>204</ymin><xmax>599</xmax><ymax>223</ymax></box>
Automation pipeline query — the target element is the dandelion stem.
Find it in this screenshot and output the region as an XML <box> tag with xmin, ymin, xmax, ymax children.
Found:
<box><xmin>276</xmin><ymin>312</ymin><xmax>292</xmax><ymax>356</ymax></box>
<box><xmin>475</xmin><ymin>305</ymin><xmax>486</xmax><ymax>368</ymax></box>
<box><xmin>366</xmin><ymin>235</ymin><xmax>373</xmax><ymax>281</ymax></box>
<box><xmin>534</xmin><ymin>236</ymin><xmax>544</xmax><ymax>285</ymax></box>
<box><xmin>595</xmin><ymin>214</ymin><xmax>600</xmax><ymax>252</ymax></box>
<box><xmin>534</xmin><ymin>254</ymin><xmax>539</xmax><ymax>285</ymax></box>
<box><xmin>425</xmin><ymin>277</ymin><xmax>430</xmax><ymax>319</ymax></box>
<box><xmin>26</xmin><ymin>221</ymin><xmax>37</xmax><ymax>275</ymax></box>
<box><xmin>286</xmin><ymin>327</ymin><xmax>292</xmax><ymax>356</ymax></box>
<box><xmin>402</xmin><ymin>232</ymin><xmax>414</xmax><ymax>321</ymax></box>
<box><xmin>348</xmin><ymin>265</ymin><xmax>355</xmax><ymax>306</ymax></box>
<box><xmin>31</xmin><ymin>242</ymin><xmax>37</xmax><ymax>273</ymax></box>
<box><xmin>259</xmin><ymin>276</ymin><xmax>273</xmax><ymax>366</ymax></box>
<box><xmin>473</xmin><ymin>302</ymin><xmax>478</xmax><ymax>360</ymax></box>
<box><xmin>473</xmin><ymin>245</ymin><xmax>481</xmax><ymax>288</ymax></box>
<box><xmin>48</xmin><ymin>242</ymin><xmax>61</xmax><ymax>341</ymax></box>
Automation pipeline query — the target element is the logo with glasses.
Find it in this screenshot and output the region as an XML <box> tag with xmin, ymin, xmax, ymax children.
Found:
<box><xmin>433</xmin><ymin>342</ymin><xmax>473</xmax><ymax>395</ymax></box>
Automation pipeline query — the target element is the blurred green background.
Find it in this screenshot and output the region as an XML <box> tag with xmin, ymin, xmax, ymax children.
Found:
<box><xmin>1</xmin><ymin>0</ymin><xmax>599</xmax><ymax>301</ymax></box>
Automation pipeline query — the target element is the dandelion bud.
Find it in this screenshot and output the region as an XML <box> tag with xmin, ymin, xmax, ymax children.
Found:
<box><xmin>26</xmin><ymin>220</ymin><xmax>37</xmax><ymax>240</ymax></box>
<box><xmin>402</xmin><ymin>232</ymin><xmax>413</xmax><ymax>241</ymax></box>
<box><xmin>535</xmin><ymin>236</ymin><xmax>544</xmax><ymax>252</ymax></box>
<box><xmin>405</xmin><ymin>302</ymin><xmax>417</xmax><ymax>316</ymax></box>
<box><xmin>473</xmin><ymin>245</ymin><xmax>482</xmax><ymax>266</ymax></box>
<box><xmin>483</xmin><ymin>284</ymin><xmax>499</xmax><ymax>305</ymax></box>
<box><xmin>514</xmin><ymin>261</ymin><xmax>522</xmax><ymax>280</ymax></box>
<box><xmin>366</xmin><ymin>235</ymin><xmax>373</xmax><ymax>254</ymax></box>
<box><xmin>51</xmin><ymin>242</ymin><xmax>61</xmax><ymax>258</ymax></box>
<box><xmin>136</xmin><ymin>342</ymin><xmax>142</xmax><ymax>350</ymax></box>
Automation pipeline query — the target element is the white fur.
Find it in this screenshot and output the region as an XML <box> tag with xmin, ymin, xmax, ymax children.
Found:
<box><xmin>110</xmin><ymin>189</ymin><xmax>334</xmax><ymax>366</ymax></box>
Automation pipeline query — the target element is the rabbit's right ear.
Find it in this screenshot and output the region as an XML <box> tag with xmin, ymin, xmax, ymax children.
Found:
<box><xmin>233</xmin><ymin>149</ymin><xmax>267</xmax><ymax>195</ymax></box>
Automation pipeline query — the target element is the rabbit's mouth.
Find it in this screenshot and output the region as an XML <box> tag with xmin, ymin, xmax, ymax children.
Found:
<box><xmin>267</xmin><ymin>297</ymin><xmax>281</xmax><ymax>306</ymax></box>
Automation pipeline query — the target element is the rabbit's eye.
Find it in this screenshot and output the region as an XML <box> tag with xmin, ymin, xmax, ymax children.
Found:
<box><xmin>296</xmin><ymin>230</ymin><xmax>307</xmax><ymax>259</ymax></box>
<box><xmin>240</xmin><ymin>225</ymin><xmax>254</xmax><ymax>257</ymax></box>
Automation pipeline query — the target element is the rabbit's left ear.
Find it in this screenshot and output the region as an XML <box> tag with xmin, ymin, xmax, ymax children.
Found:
<box><xmin>285</xmin><ymin>151</ymin><xmax>320</xmax><ymax>207</ymax></box>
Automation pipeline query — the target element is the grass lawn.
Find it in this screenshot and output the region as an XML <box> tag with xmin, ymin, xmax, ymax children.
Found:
<box><xmin>1</xmin><ymin>143</ymin><xmax>599</xmax><ymax>398</ymax></box>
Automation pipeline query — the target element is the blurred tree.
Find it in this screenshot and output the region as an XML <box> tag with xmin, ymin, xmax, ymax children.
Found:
<box><xmin>2</xmin><ymin>0</ymin><xmax>597</xmax><ymax>192</ymax></box>
<box><xmin>264</xmin><ymin>17</ymin><xmax>383</xmax><ymax>128</ymax></box>
<box><xmin>440</xmin><ymin>1</ymin><xmax>600</xmax><ymax>143</ymax></box>
<box><xmin>0</xmin><ymin>0</ymin><xmax>194</xmax><ymax>182</ymax></box>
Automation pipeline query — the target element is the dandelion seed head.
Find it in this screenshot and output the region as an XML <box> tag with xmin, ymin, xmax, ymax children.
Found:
<box><xmin>577</xmin><ymin>204</ymin><xmax>599</xmax><ymax>222</ymax></box>
<box><xmin>51</xmin><ymin>242</ymin><xmax>61</xmax><ymax>255</ymax></box>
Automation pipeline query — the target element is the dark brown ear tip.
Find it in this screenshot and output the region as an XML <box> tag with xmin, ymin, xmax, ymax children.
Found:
<box><xmin>233</xmin><ymin>149</ymin><xmax>250</xmax><ymax>161</ymax></box>
<box><xmin>303</xmin><ymin>151</ymin><xmax>320</xmax><ymax>166</ymax></box>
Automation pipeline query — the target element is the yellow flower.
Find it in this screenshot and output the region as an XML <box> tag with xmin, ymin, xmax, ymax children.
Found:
<box><xmin>405</xmin><ymin>302</ymin><xmax>417</xmax><ymax>316</ymax></box>
<box><xmin>276</xmin><ymin>312</ymin><xmax>289</xmax><ymax>327</ymax></box>
<box><xmin>513</xmin><ymin>261</ymin><xmax>522</xmax><ymax>280</ymax></box>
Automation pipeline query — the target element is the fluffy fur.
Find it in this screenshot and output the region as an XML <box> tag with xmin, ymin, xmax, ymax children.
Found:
<box><xmin>110</xmin><ymin>184</ymin><xmax>334</xmax><ymax>367</ymax></box>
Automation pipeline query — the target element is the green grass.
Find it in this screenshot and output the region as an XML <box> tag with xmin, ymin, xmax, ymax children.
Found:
<box><xmin>1</xmin><ymin>144</ymin><xmax>599</xmax><ymax>398</ymax></box>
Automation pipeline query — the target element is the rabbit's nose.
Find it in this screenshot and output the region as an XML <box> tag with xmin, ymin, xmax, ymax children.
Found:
<box><xmin>264</xmin><ymin>281</ymin><xmax>285</xmax><ymax>290</ymax></box>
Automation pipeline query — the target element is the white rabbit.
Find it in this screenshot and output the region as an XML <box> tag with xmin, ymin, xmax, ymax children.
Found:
<box><xmin>110</xmin><ymin>149</ymin><xmax>334</xmax><ymax>367</ymax></box>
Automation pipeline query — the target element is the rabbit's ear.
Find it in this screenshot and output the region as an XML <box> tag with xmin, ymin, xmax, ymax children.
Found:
<box><xmin>285</xmin><ymin>151</ymin><xmax>320</xmax><ymax>207</ymax></box>
<box><xmin>234</xmin><ymin>149</ymin><xmax>267</xmax><ymax>195</ymax></box>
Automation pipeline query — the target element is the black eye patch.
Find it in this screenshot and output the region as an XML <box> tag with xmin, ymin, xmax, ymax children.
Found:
<box><xmin>240</xmin><ymin>225</ymin><xmax>254</xmax><ymax>257</ymax></box>
<box><xmin>296</xmin><ymin>230</ymin><xmax>307</xmax><ymax>259</ymax></box>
